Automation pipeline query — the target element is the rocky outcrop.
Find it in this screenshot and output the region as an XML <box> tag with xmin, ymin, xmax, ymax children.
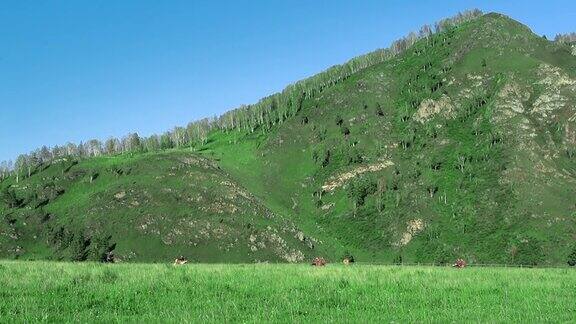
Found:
<box><xmin>322</xmin><ymin>161</ymin><xmax>395</xmax><ymax>192</ymax></box>
<box><xmin>414</xmin><ymin>95</ymin><xmax>454</xmax><ymax>123</ymax></box>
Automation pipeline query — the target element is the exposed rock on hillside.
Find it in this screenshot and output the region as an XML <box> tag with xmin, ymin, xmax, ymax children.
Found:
<box><xmin>414</xmin><ymin>95</ymin><xmax>455</xmax><ymax>123</ymax></box>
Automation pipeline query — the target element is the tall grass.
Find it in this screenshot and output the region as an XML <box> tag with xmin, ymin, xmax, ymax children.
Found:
<box><xmin>0</xmin><ymin>261</ymin><xmax>574</xmax><ymax>322</ymax></box>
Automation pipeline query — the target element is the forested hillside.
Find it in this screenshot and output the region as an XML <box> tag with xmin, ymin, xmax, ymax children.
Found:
<box><xmin>1</xmin><ymin>11</ymin><xmax>575</xmax><ymax>265</ymax></box>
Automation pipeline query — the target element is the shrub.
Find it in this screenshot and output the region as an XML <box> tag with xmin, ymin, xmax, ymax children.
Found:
<box><xmin>88</xmin><ymin>234</ymin><xmax>115</xmax><ymax>262</ymax></box>
<box><xmin>321</xmin><ymin>150</ymin><xmax>331</xmax><ymax>168</ymax></box>
<box><xmin>512</xmin><ymin>238</ymin><xmax>544</xmax><ymax>266</ymax></box>
<box><xmin>341</xmin><ymin>126</ymin><xmax>351</xmax><ymax>137</ymax></box>
<box><xmin>568</xmin><ymin>245</ymin><xmax>576</xmax><ymax>267</ymax></box>
<box><xmin>1</xmin><ymin>187</ymin><xmax>22</xmax><ymax>208</ymax></box>
<box><xmin>69</xmin><ymin>233</ymin><xmax>91</xmax><ymax>261</ymax></box>
<box><xmin>346</xmin><ymin>149</ymin><xmax>363</xmax><ymax>165</ymax></box>
<box><xmin>347</xmin><ymin>177</ymin><xmax>377</xmax><ymax>208</ymax></box>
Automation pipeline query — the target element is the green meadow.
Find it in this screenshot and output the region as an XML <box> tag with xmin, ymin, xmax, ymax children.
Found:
<box><xmin>0</xmin><ymin>261</ymin><xmax>574</xmax><ymax>322</ymax></box>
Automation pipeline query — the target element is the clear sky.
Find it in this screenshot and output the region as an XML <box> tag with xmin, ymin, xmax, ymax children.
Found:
<box><xmin>1</xmin><ymin>0</ymin><xmax>574</xmax><ymax>162</ymax></box>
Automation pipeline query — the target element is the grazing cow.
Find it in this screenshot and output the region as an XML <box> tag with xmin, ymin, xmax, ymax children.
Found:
<box><xmin>104</xmin><ymin>251</ymin><xmax>115</xmax><ymax>263</ymax></box>
<box><xmin>311</xmin><ymin>257</ymin><xmax>327</xmax><ymax>266</ymax></box>
<box><xmin>342</xmin><ymin>255</ymin><xmax>355</xmax><ymax>265</ymax></box>
<box><xmin>174</xmin><ymin>256</ymin><xmax>188</xmax><ymax>266</ymax></box>
<box><xmin>452</xmin><ymin>258</ymin><xmax>467</xmax><ymax>268</ymax></box>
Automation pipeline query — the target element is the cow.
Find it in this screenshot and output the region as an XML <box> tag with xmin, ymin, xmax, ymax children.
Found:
<box><xmin>452</xmin><ymin>258</ymin><xmax>467</xmax><ymax>268</ymax></box>
<box><xmin>311</xmin><ymin>257</ymin><xmax>327</xmax><ymax>266</ymax></box>
<box><xmin>173</xmin><ymin>256</ymin><xmax>188</xmax><ymax>266</ymax></box>
<box><xmin>343</xmin><ymin>255</ymin><xmax>355</xmax><ymax>265</ymax></box>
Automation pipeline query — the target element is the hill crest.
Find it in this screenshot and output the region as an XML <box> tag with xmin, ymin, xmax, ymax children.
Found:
<box><xmin>1</xmin><ymin>11</ymin><xmax>576</xmax><ymax>265</ymax></box>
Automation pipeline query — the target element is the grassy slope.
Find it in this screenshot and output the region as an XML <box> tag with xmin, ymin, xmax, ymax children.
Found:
<box><xmin>205</xmin><ymin>13</ymin><xmax>576</xmax><ymax>264</ymax></box>
<box><xmin>1</xmin><ymin>13</ymin><xmax>575</xmax><ymax>264</ymax></box>
<box><xmin>0</xmin><ymin>151</ymin><xmax>313</xmax><ymax>262</ymax></box>
<box><xmin>1</xmin><ymin>261</ymin><xmax>575</xmax><ymax>322</ymax></box>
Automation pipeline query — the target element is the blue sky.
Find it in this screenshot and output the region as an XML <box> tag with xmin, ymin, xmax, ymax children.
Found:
<box><xmin>0</xmin><ymin>0</ymin><xmax>574</xmax><ymax>162</ymax></box>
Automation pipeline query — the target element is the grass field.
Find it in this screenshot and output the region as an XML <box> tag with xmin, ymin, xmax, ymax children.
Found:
<box><xmin>0</xmin><ymin>261</ymin><xmax>574</xmax><ymax>322</ymax></box>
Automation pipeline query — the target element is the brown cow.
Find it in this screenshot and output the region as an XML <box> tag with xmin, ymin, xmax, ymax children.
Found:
<box><xmin>311</xmin><ymin>257</ymin><xmax>327</xmax><ymax>266</ymax></box>
<box><xmin>452</xmin><ymin>258</ymin><xmax>467</xmax><ymax>268</ymax></box>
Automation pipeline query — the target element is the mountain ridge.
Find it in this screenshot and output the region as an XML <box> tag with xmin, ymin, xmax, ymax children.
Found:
<box><xmin>1</xmin><ymin>12</ymin><xmax>575</xmax><ymax>265</ymax></box>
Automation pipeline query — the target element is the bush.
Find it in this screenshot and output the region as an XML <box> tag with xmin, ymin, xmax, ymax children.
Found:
<box><xmin>512</xmin><ymin>238</ymin><xmax>544</xmax><ymax>266</ymax></box>
<box><xmin>321</xmin><ymin>150</ymin><xmax>331</xmax><ymax>168</ymax></box>
<box><xmin>1</xmin><ymin>187</ymin><xmax>22</xmax><ymax>208</ymax></box>
<box><xmin>69</xmin><ymin>233</ymin><xmax>90</xmax><ymax>261</ymax></box>
<box><xmin>346</xmin><ymin>149</ymin><xmax>363</xmax><ymax>165</ymax></box>
<box><xmin>341</xmin><ymin>126</ymin><xmax>351</xmax><ymax>137</ymax></box>
<box><xmin>568</xmin><ymin>245</ymin><xmax>576</xmax><ymax>267</ymax></box>
<box><xmin>347</xmin><ymin>177</ymin><xmax>377</xmax><ymax>207</ymax></box>
<box><xmin>88</xmin><ymin>234</ymin><xmax>116</xmax><ymax>262</ymax></box>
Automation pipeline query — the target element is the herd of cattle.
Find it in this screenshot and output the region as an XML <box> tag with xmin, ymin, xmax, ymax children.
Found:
<box><xmin>171</xmin><ymin>256</ymin><xmax>468</xmax><ymax>268</ymax></box>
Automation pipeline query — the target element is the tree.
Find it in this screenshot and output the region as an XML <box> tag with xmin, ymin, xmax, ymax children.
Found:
<box><xmin>88</xmin><ymin>233</ymin><xmax>115</xmax><ymax>262</ymax></box>
<box><xmin>555</xmin><ymin>32</ymin><xmax>576</xmax><ymax>43</ymax></box>
<box><xmin>335</xmin><ymin>115</ymin><xmax>344</xmax><ymax>126</ymax></box>
<box><xmin>377</xmin><ymin>178</ymin><xmax>387</xmax><ymax>212</ymax></box>
<box><xmin>171</xmin><ymin>127</ymin><xmax>188</xmax><ymax>148</ymax></box>
<box><xmin>14</xmin><ymin>155</ymin><xmax>28</xmax><ymax>183</ymax></box>
<box><xmin>65</xmin><ymin>142</ymin><xmax>79</xmax><ymax>157</ymax></box>
<box><xmin>160</xmin><ymin>133</ymin><xmax>174</xmax><ymax>149</ymax></box>
<box><xmin>321</xmin><ymin>149</ymin><xmax>331</xmax><ymax>168</ymax></box>
<box><xmin>69</xmin><ymin>233</ymin><xmax>90</xmax><ymax>261</ymax></box>
<box><xmin>38</xmin><ymin>146</ymin><xmax>52</xmax><ymax>163</ymax></box>
<box><xmin>568</xmin><ymin>244</ymin><xmax>576</xmax><ymax>267</ymax></box>
<box><xmin>25</xmin><ymin>153</ymin><xmax>40</xmax><ymax>177</ymax></box>
<box><xmin>346</xmin><ymin>148</ymin><xmax>363</xmax><ymax>165</ymax></box>
<box><xmin>124</xmin><ymin>133</ymin><xmax>142</xmax><ymax>152</ymax></box>
<box><xmin>457</xmin><ymin>155</ymin><xmax>468</xmax><ymax>173</ymax></box>
<box><xmin>86</xmin><ymin>139</ymin><xmax>103</xmax><ymax>157</ymax></box>
<box><xmin>2</xmin><ymin>10</ymin><xmax>485</xmax><ymax>168</ymax></box>
<box><xmin>105</xmin><ymin>138</ymin><xmax>120</xmax><ymax>155</ymax></box>
<box><xmin>51</xmin><ymin>145</ymin><xmax>67</xmax><ymax>159</ymax></box>
<box><xmin>512</xmin><ymin>238</ymin><xmax>544</xmax><ymax>266</ymax></box>
<box><xmin>1</xmin><ymin>187</ymin><xmax>21</xmax><ymax>208</ymax></box>
<box><xmin>375</xmin><ymin>104</ymin><xmax>384</xmax><ymax>116</ymax></box>
<box><xmin>143</xmin><ymin>135</ymin><xmax>160</xmax><ymax>152</ymax></box>
<box><xmin>0</xmin><ymin>160</ymin><xmax>12</xmax><ymax>180</ymax></box>
<box><xmin>419</xmin><ymin>24</ymin><xmax>432</xmax><ymax>41</ymax></box>
<box><xmin>77</xmin><ymin>142</ymin><xmax>88</xmax><ymax>158</ymax></box>
<box><xmin>347</xmin><ymin>177</ymin><xmax>377</xmax><ymax>213</ymax></box>
<box><xmin>88</xmin><ymin>170</ymin><xmax>99</xmax><ymax>184</ymax></box>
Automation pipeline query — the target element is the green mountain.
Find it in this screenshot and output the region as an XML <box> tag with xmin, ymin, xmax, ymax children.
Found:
<box><xmin>1</xmin><ymin>12</ymin><xmax>575</xmax><ymax>265</ymax></box>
